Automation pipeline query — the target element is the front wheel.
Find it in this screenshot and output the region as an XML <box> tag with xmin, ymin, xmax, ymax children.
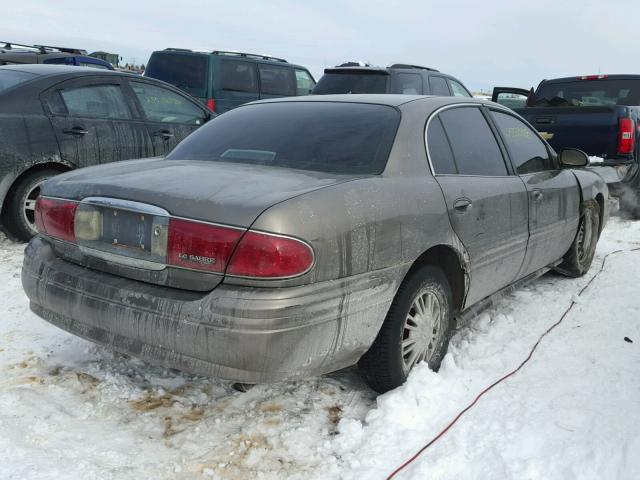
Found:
<box><xmin>556</xmin><ymin>200</ymin><xmax>601</xmax><ymax>277</ymax></box>
<box><xmin>359</xmin><ymin>265</ymin><xmax>454</xmax><ymax>393</ymax></box>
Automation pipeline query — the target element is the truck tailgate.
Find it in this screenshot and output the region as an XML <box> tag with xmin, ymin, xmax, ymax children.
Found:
<box><xmin>517</xmin><ymin>106</ymin><xmax>622</xmax><ymax>158</ymax></box>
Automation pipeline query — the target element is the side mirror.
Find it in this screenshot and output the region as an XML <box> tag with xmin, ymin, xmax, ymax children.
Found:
<box><xmin>559</xmin><ymin>148</ymin><xmax>589</xmax><ymax>168</ymax></box>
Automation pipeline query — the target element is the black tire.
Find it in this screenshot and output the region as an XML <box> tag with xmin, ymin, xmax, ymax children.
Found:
<box><xmin>359</xmin><ymin>265</ymin><xmax>454</xmax><ymax>394</ymax></box>
<box><xmin>556</xmin><ymin>200</ymin><xmax>601</xmax><ymax>277</ymax></box>
<box><xmin>2</xmin><ymin>168</ymin><xmax>60</xmax><ymax>242</ymax></box>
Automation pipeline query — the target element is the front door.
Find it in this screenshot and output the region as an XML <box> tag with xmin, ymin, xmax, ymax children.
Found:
<box><xmin>427</xmin><ymin>105</ymin><xmax>529</xmax><ymax>306</ymax></box>
<box><xmin>43</xmin><ymin>78</ymin><xmax>151</xmax><ymax>168</ymax></box>
<box><xmin>126</xmin><ymin>79</ymin><xmax>209</xmax><ymax>156</ymax></box>
<box><xmin>488</xmin><ymin>108</ymin><xmax>581</xmax><ymax>276</ymax></box>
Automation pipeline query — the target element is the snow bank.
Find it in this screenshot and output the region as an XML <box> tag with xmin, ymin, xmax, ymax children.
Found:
<box><xmin>1</xmin><ymin>218</ymin><xmax>639</xmax><ymax>479</ymax></box>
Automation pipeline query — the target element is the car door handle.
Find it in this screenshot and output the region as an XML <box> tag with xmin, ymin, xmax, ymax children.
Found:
<box><xmin>62</xmin><ymin>126</ymin><xmax>88</xmax><ymax>136</ymax></box>
<box><xmin>153</xmin><ymin>130</ymin><xmax>174</xmax><ymax>140</ymax></box>
<box><xmin>453</xmin><ymin>198</ymin><xmax>472</xmax><ymax>212</ymax></box>
<box><xmin>532</xmin><ymin>190</ymin><xmax>544</xmax><ymax>202</ymax></box>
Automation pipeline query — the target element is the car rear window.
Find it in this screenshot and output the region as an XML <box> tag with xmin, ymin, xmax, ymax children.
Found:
<box><xmin>167</xmin><ymin>102</ymin><xmax>400</xmax><ymax>174</ymax></box>
<box><xmin>0</xmin><ymin>69</ymin><xmax>37</xmax><ymax>93</ymax></box>
<box><xmin>144</xmin><ymin>53</ymin><xmax>208</xmax><ymax>97</ymax></box>
<box><xmin>534</xmin><ymin>79</ymin><xmax>640</xmax><ymax>107</ymax></box>
<box><xmin>313</xmin><ymin>71</ymin><xmax>388</xmax><ymax>94</ymax></box>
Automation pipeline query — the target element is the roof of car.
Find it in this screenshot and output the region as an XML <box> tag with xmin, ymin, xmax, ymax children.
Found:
<box><xmin>0</xmin><ymin>64</ymin><xmax>128</xmax><ymax>77</ymax></box>
<box><xmin>248</xmin><ymin>94</ymin><xmax>488</xmax><ymax>108</ymax></box>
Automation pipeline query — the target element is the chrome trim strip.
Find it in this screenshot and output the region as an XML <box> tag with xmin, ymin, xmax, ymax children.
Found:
<box><xmin>81</xmin><ymin>197</ymin><xmax>170</xmax><ymax>217</ymax></box>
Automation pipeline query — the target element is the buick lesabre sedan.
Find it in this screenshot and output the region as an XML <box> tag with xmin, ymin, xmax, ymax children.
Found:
<box><xmin>22</xmin><ymin>95</ymin><xmax>608</xmax><ymax>393</ymax></box>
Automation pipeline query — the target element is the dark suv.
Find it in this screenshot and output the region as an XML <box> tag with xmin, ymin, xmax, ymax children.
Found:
<box><xmin>312</xmin><ymin>63</ymin><xmax>472</xmax><ymax>97</ymax></box>
<box><xmin>144</xmin><ymin>49</ymin><xmax>316</xmax><ymax>113</ymax></box>
<box><xmin>0</xmin><ymin>42</ymin><xmax>113</xmax><ymax>70</ymax></box>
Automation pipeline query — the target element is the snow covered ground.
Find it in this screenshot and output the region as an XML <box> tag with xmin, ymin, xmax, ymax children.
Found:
<box><xmin>1</xmin><ymin>217</ymin><xmax>639</xmax><ymax>480</ymax></box>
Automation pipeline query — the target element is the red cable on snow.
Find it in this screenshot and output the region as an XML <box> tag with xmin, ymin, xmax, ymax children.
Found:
<box><xmin>386</xmin><ymin>248</ymin><xmax>639</xmax><ymax>480</ymax></box>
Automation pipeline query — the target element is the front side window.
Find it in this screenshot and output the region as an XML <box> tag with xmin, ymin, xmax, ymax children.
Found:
<box><xmin>392</xmin><ymin>73</ymin><xmax>422</xmax><ymax>94</ymax></box>
<box><xmin>491</xmin><ymin>110</ymin><xmax>553</xmax><ymax>174</ymax></box>
<box><xmin>449</xmin><ymin>79</ymin><xmax>471</xmax><ymax>97</ymax></box>
<box><xmin>429</xmin><ymin>76</ymin><xmax>451</xmax><ymax>96</ymax></box>
<box><xmin>258</xmin><ymin>64</ymin><xmax>296</xmax><ymax>96</ymax></box>
<box><xmin>221</xmin><ymin>60</ymin><xmax>257</xmax><ymax>93</ymax></box>
<box><xmin>438</xmin><ymin>107</ymin><xmax>508</xmax><ymax>176</ymax></box>
<box><xmin>131</xmin><ymin>81</ymin><xmax>206</xmax><ymax>125</ymax></box>
<box><xmin>167</xmin><ymin>102</ymin><xmax>400</xmax><ymax>175</ymax></box>
<box><xmin>59</xmin><ymin>84</ymin><xmax>131</xmax><ymax>119</ymax></box>
<box><xmin>294</xmin><ymin>69</ymin><xmax>315</xmax><ymax>95</ymax></box>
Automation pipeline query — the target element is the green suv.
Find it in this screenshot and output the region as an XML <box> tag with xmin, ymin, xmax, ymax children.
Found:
<box><xmin>144</xmin><ymin>49</ymin><xmax>316</xmax><ymax>113</ymax></box>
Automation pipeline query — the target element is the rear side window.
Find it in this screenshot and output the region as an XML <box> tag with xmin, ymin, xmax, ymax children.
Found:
<box><xmin>429</xmin><ymin>76</ymin><xmax>450</xmax><ymax>96</ymax></box>
<box><xmin>221</xmin><ymin>60</ymin><xmax>257</xmax><ymax>93</ymax></box>
<box><xmin>426</xmin><ymin>117</ymin><xmax>456</xmax><ymax>174</ymax></box>
<box><xmin>438</xmin><ymin>107</ymin><xmax>508</xmax><ymax>176</ymax></box>
<box><xmin>312</xmin><ymin>72</ymin><xmax>388</xmax><ymax>94</ymax></box>
<box><xmin>130</xmin><ymin>81</ymin><xmax>206</xmax><ymax>125</ymax></box>
<box><xmin>167</xmin><ymin>102</ymin><xmax>400</xmax><ymax>174</ymax></box>
<box><xmin>294</xmin><ymin>69</ymin><xmax>315</xmax><ymax>95</ymax></box>
<box><xmin>144</xmin><ymin>53</ymin><xmax>208</xmax><ymax>97</ymax></box>
<box><xmin>59</xmin><ymin>84</ymin><xmax>131</xmax><ymax>119</ymax></box>
<box><xmin>449</xmin><ymin>79</ymin><xmax>471</xmax><ymax>97</ymax></box>
<box><xmin>392</xmin><ymin>73</ymin><xmax>422</xmax><ymax>94</ymax></box>
<box><xmin>0</xmin><ymin>70</ymin><xmax>36</xmax><ymax>93</ymax></box>
<box><xmin>259</xmin><ymin>64</ymin><xmax>296</xmax><ymax>96</ymax></box>
<box><xmin>491</xmin><ymin>110</ymin><xmax>553</xmax><ymax>174</ymax></box>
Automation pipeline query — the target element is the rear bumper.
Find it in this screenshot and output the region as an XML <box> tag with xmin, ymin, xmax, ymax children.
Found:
<box><xmin>22</xmin><ymin>236</ymin><xmax>407</xmax><ymax>383</ymax></box>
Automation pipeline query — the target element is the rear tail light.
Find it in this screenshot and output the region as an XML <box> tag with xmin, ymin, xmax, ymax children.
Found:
<box><xmin>34</xmin><ymin>197</ymin><xmax>77</xmax><ymax>243</ymax></box>
<box><xmin>36</xmin><ymin>198</ymin><xmax>314</xmax><ymax>279</ymax></box>
<box><xmin>206</xmin><ymin>98</ymin><xmax>216</xmax><ymax>112</ymax></box>
<box><xmin>618</xmin><ymin>117</ymin><xmax>635</xmax><ymax>154</ymax></box>
<box><xmin>227</xmin><ymin>231</ymin><xmax>314</xmax><ymax>278</ymax></box>
<box><xmin>167</xmin><ymin>218</ymin><xmax>243</xmax><ymax>273</ymax></box>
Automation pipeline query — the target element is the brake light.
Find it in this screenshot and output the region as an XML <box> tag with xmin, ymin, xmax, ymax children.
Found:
<box><xmin>618</xmin><ymin>118</ymin><xmax>635</xmax><ymax>154</ymax></box>
<box><xmin>166</xmin><ymin>218</ymin><xmax>243</xmax><ymax>273</ymax></box>
<box><xmin>34</xmin><ymin>197</ymin><xmax>77</xmax><ymax>243</ymax></box>
<box><xmin>579</xmin><ymin>74</ymin><xmax>609</xmax><ymax>80</ymax></box>
<box><xmin>227</xmin><ymin>231</ymin><xmax>314</xmax><ymax>278</ymax></box>
<box><xmin>206</xmin><ymin>98</ymin><xmax>216</xmax><ymax>112</ymax></box>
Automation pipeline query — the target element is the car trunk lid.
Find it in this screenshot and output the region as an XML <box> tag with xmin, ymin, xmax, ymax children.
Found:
<box><xmin>41</xmin><ymin>158</ymin><xmax>361</xmax><ymax>290</ymax></box>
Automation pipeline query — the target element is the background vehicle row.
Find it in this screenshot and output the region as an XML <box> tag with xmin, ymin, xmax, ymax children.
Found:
<box><xmin>0</xmin><ymin>65</ymin><xmax>212</xmax><ymax>240</ymax></box>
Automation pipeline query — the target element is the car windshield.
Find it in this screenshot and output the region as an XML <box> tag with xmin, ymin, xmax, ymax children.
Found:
<box><xmin>144</xmin><ymin>53</ymin><xmax>208</xmax><ymax>97</ymax></box>
<box><xmin>167</xmin><ymin>102</ymin><xmax>401</xmax><ymax>174</ymax></box>
<box><xmin>313</xmin><ymin>72</ymin><xmax>388</xmax><ymax>94</ymax></box>
<box><xmin>534</xmin><ymin>79</ymin><xmax>640</xmax><ymax>107</ymax></box>
<box><xmin>0</xmin><ymin>69</ymin><xmax>37</xmax><ymax>93</ymax></box>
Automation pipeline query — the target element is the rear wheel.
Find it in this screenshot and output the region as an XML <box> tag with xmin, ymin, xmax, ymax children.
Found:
<box><xmin>557</xmin><ymin>200</ymin><xmax>600</xmax><ymax>277</ymax></box>
<box><xmin>359</xmin><ymin>265</ymin><xmax>454</xmax><ymax>393</ymax></box>
<box><xmin>2</xmin><ymin>169</ymin><xmax>60</xmax><ymax>242</ymax></box>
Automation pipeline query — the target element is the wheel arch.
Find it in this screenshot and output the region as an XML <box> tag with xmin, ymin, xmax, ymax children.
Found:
<box><xmin>405</xmin><ymin>243</ymin><xmax>469</xmax><ymax>315</ymax></box>
<box><xmin>0</xmin><ymin>161</ymin><xmax>73</xmax><ymax>217</ymax></box>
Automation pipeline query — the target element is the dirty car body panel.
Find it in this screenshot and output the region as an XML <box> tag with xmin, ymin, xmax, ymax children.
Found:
<box><xmin>22</xmin><ymin>95</ymin><xmax>609</xmax><ymax>383</ymax></box>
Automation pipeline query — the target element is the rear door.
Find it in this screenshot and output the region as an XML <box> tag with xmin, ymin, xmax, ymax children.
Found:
<box><xmin>42</xmin><ymin>77</ymin><xmax>152</xmax><ymax>168</ymax></box>
<box><xmin>489</xmin><ymin>108</ymin><xmax>580</xmax><ymax>276</ymax></box>
<box><xmin>215</xmin><ymin>59</ymin><xmax>259</xmax><ymax>113</ymax></box>
<box><xmin>426</xmin><ymin>105</ymin><xmax>529</xmax><ymax>306</ymax></box>
<box><xmin>126</xmin><ymin>79</ymin><xmax>209</xmax><ymax>156</ymax></box>
<box><xmin>258</xmin><ymin>63</ymin><xmax>296</xmax><ymax>100</ymax></box>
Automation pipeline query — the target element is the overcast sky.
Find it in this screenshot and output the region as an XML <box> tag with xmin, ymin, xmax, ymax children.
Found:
<box><xmin>4</xmin><ymin>0</ymin><xmax>640</xmax><ymax>91</ymax></box>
